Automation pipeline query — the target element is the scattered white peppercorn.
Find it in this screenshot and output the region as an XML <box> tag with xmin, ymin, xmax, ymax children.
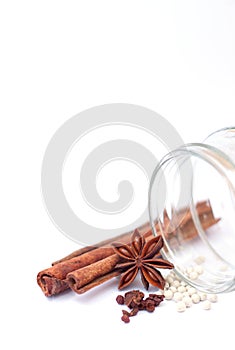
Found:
<box><xmin>178</xmin><ymin>286</ymin><xmax>186</xmax><ymax>293</ymax></box>
<box><xmin>172</xmin><ymin>280</ymin><xmax>180</xmax><ymax>288</ymax></box>
<box><xmin>194</xmin><ymin>265</ymin><xmax>204</xmax><ymax>275</ymax></box>
<box><xmin>164</xmin><ymin>282</ymin><xmax>170</xmax><ymax>289</ymax></box>
<box><xmin>186</xmin><ymin>267</ymin><xmax>194</xmax><ymax>274</ymax></box>
<box><xmin>166</xmin><ymin>276</ymin><xmax>174</xmax><ymax>284</ymax></box>
<box><xmin>202</xmin><ymin>300</ymin><xmax>211</xmax><ymax>310</ymax></box>
<box><xmin>198</xmin><ymin>292</ymin><xmax>207</xmax><ymax>301</ymax></box>
<box><xmin>163</xmin><ymin>269</ymin><xmax>218</xmax><ymax>313</ymax></box>
<box><xmin>194</xmin><ymin>255</ymin><xmax>206</xmax><ymax>264</ymax></box>
<box><xmin>176</xmin><ymin>301</ymin><xmax>186</xmax><ymax>312</ymax></box>
<box><xmin>188</xmin><ymin>287</ymin><xmax>196</xmax><ymax>296</ymax></box>
<box><xmin>182</xmin><ymin>296</ymin><xmax>192</xmax><ymax>307</ymax></box>
<box><xmin>164</xmin><ymin>290</ymin><xmax>173</xmax><ymax>300</ymax></box>
<box><xmin>173</xmin><ymin>292</ymin><xmax>183</xmax><ymax>302</ymax></box>
<box><xmin>191</xmin><ymin>293</ymin><xmax>200</xmax><ymax>304</ymax></box>
<box><xmin>169</xmin><ymin>272</ymin><xmax>176</xmax><ymax>278</ymax></box>
<box><xmin>207</xmin><ymin>294</ymin><xmax>218</xmax><ymax>303</ymax></box>
<box><xmin>174</xmin><ymin>275</ymin><xmax>181</xmax><ymax>281</ymax></box>
<box><xmin>189</xmin><ymin>271</ymin><xmax>198</xmax><ymax>280</ymax></box>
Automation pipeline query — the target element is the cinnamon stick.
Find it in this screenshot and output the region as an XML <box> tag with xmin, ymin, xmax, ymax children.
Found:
<box><xmin>163</xmin><ymin>200</ymin><xmax>220</xmax><ymax>242</ymax></box>
<box><xmin>73</xmin><ymin>271</ymin><xmax>121</xmax><ymax>294</ymax></box>
<box><xmin>67</xmin><ymin>255</ymin><xmax>121</xmax><ymax>294</ymax></box>
<box><xmin>37</xmin><ymin>247</ymin><xmax>115</xmax><ymax>296</ymax></box>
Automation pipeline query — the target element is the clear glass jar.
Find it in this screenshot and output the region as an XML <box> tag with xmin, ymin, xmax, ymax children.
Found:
<box><xmin>149</xmin><ymin>127</ymin><xmax>235</xmax><ymax>293</ymax></box>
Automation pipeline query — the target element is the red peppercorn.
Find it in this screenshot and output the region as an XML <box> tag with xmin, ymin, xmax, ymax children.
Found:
<box><xmin>116</xmin><ymin>290</ymin><xmax>165</xmax><ymax>323</ymax></box>
<box><xmin>116</xmin><ymin>295</ymin><xmax>125</xmax><ymax>305</ymax></box>
<box><xmin>121</xmin><ymin>314</ymin><xmax>130</xmax><ymax>323</ymax></box>
<box><xmin>145</xmin><ymin>301</ymin><xmax>155</xmax><ymax>312</ymax></box>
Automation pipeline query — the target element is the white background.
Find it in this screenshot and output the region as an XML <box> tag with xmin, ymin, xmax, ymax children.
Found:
<box><xmin>1</xmin><ymin>1</ymin><xmax>235</xmax><ymax>350</ymax></box>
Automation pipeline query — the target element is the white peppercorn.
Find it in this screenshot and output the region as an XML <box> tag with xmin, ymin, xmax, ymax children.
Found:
<box><xmin>178</xmin><ymin>286</ymin><xmax>186</xmax><ymax>293</ymax></box>
<box><xmin>207</xmin><ymin>294</ymin><xmax>218</xmax><ymax>303</ymax></box>
<box><xmin>189</xmin><ymin>271</ymin><xmax>198</xmax><ymax>280</ymax></box>
<box><xmin>188</xmin><ymin>287</ymin><xmax>196</xmax><ymax>296</ymax></box>
<box><xmin>173</xmin><ymin>292</ymin><xmax>183</xmax><ymax>302</ymax></box>
<box><xmin>176</xmin><ymin>301</ymin><xmax>186</xmax><ymax>312</ymax></box>
<box><xmin>202</xmin><ymin>300</ymin><xmax>211</xmax><ymax>310</ymax></box>
<box><xmin>182</xmin><ymin>296</ymin><xmax>192</xmax><ymax>307</ymax></box>
<box><xmin>186</xmin><ymin>267</ymin><xmax>194</xmax><ymax>274</ymax></box>
<box><xmin>198</xmin><ymin>292</ymin><xmax>207</xmax><ymax>301</ymax></box>
<box><xmin>180</xmin><ymin>281</ymin><xmax>187</xmax><ymax>287</ymax></box>
<box><xmin>191</xmin><ymin>293</ymin><xmax>200</xmax><ymax>304</ymax></box>
<box><xmin>194</xmin><ymin>255</ymin><xmax>206</xmax><ymax>264</ymax></box>
<box><xmin>164</xmin><ymin>290</ymin><xmax>173</xmax><ymax>300</ymax></box>
<box><xmin>194</xmin><ymin>265</ymin><xmax>204</xmax><ymax>275</ymax></box>
<box><xmin>172</xmin><ymin>280</ymin><xmax>180</xmax><ymax>288</ymax></box>
<box><xmin>166</xmin><ymin>276</ymin><xmax>174</xmax><ymax>284</ymax></box>
<box><xmin>164</xmin><ymin>282</ymin><xmax>170</xmax><ymax>289</ymax></box>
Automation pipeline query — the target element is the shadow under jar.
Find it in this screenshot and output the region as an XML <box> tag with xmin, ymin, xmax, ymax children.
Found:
<box><xmin>149</xmin><ymin>127</ymin><xmax>235</xmax><ymax>293</ymax></box>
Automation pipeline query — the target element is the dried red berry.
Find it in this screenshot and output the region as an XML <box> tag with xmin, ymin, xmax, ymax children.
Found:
<box><xmin>148</xmin><ymin>294</ymin><xmax>165</xmax><ymax>306</ymax></box>
<box><xmin>145</xmin><ymin>301</ymin><xmax>155</xmax><ymax>312</ymax></box>
<box><xmin>129</xmin><ymin>307</ymin><xmax>139</xmax><ymax>317</ymax></box>
<box><xmin>121</xmin><ymin>314</ymin><xmax>130</xmax><ymax>323</ymax></box>
<box><xmin>124</xmin><ymin>290</ymin><xmax>144</xmax><ymax>308</ymax></box>
<box><xmin>122</xmin><ymin>310</ymin><xmax>130</xmax><ymax>316</ymax></box>
<box><xmin>116</xmin><ymin>295</ymin><xmax>124</xmax><ymax>305</ymax></box>
<box><xmin>117</xmin><ymin>290</ymin><xmax>165</xmax><ymax>323</ymax></box>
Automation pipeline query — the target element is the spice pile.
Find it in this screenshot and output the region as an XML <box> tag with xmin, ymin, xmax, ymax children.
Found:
<box><xmin>37</xmin><ymin>200</ymin><xmax>220</xmax><ymax>323</ymax></box>
<box><xmin>163</xmin><ymin>270</ymin><xmax>218</xmax><ymax>312</ymax></box>
<box><xmin>116</xmin><ymin>290</ymin><xmax>164</xmax><ymax>323</ymax></box>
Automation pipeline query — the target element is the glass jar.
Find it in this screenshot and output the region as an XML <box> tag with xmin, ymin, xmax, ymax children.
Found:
<box><xmin>149</xmin><ymin>127</ymin><xmax>235</xmax><ymax>293</ymax></box>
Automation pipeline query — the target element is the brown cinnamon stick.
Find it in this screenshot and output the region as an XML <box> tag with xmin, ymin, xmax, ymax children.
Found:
<box><xmin>37</xmin><ymin>247</ymin><xmax>115</xmax><ymax>296</ymax></box>
<box><xmin>67</xmin><ymin>254</ymin><xmax>121</xmax><ymax>294</ymax></box>
<box><xmin>73</xmin><ymin>271</ymin><xmax>121</xmax><ymax>294</ymax></box>
<box><xmin>163</xmin><ymin>200</ymin><xmax>220</xmax><ymax>242</ymax></box>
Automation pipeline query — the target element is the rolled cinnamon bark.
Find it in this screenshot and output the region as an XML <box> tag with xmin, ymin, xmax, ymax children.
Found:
<box><xmin>73</xmin><ymin>271</ymin><xmax>121</xmax><ymax>294</ymax></box>
<box><xmin>37</xmin><ymin>247</ymin><xmax>115</xmax><ymax>296</ymax></box>
<box><xmin>163</xmin><ymin>200</ymin><xmax>220</xmax><ymax>242</ymax></box>
<box><xmin>67</xmin><ymin>254</ymin><xmax>121</xmax><ymax>294</ymax></box>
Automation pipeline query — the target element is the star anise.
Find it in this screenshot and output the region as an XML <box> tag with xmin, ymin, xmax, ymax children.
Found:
<box><xmin>112</xmin><ymin>229</ymin><xmax>174</xmax><ymax>290</ymax></box>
